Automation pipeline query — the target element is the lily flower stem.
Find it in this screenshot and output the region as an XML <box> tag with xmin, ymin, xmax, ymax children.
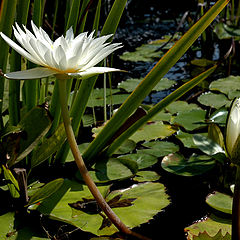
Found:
<box><xmin>57</xmin><ymin>77</ymin><xmax>151</xmax><ymax>240</ymax></box>
<box><xmin>232</xmin><ymin>165</ymin><xmax>240</xmax><ymax>240</ymax></box>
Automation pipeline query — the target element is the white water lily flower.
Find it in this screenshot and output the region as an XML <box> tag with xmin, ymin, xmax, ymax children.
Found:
<box><xmin>0</xmin><ymin>21</ymin><xmax>122</xmax><ymax>80</ymax></box>
<box><xmin>226</xmin><ymin>98</ymin><xmax>240</xmax><ymax>158</ymax></box>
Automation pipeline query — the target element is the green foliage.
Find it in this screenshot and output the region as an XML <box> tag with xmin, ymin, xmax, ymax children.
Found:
<box><xmin>32</xmin><ymin>179</ymin><xmax>170</xmax><ymax>236</ymax></box>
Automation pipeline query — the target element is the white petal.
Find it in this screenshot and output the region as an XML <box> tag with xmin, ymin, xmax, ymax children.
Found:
<box><xmin>65</xmin><ymin>27</ymin><xmax>74</xmax><ymax>41</ymax></box>
<box><xmin>68</xmin><ymin>67</ymin><xmax>122</xmax><ymax>79</ymax></box>
<box><xmin>4</xmin><ymin>67</ymin><xmax>58</xmax><ymax>80</ymax></box>
<box><xmin>0</xmin><ymin>32</ymin><xmax>40</xmax><ymax>65</ymax></box>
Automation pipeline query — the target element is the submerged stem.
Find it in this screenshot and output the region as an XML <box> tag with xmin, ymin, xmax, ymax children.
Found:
<box><xmin>232</xmin><ymin>165</ymin><xmax>240</xmax><ymax>240</ymax></box>
<box><xmin>57</xmin><ymin>76</ymin><xmax>150</xmax><ymax>240</ymax></box>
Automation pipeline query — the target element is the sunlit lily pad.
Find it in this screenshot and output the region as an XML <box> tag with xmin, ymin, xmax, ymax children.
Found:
<box><xmin>119</xmin><ymin>43</ymin><xmax>163</xmax><ymax>62</ymax></box>
<box><xmin>133</xmin><ymin>171</ymin><xmax>160</xmax><ymax>182</ymax></box>
<box><xmin>76</xmin><ymin>157</ymin><xmax>138</xmax><ymax>183</ymax></box>
<box><xmin>87</xmin><ymin>88</ymin><xmax>128</xmax><ymax>107</ymax></box>
<box><xmin>129</xmin><ymin>121</ymin><xmax>176</xmax><ymax>143</ymax></box>
<box><xmin>197</xmin><ymin>92</ymin><xmax>230</xmax><ymax>109</ymax></box>
<box><xmin>206</xmin><ymin>192</ymin><xmax>232</xmax><ymax>215</ymax></box>
<box><xmin>118</xmin><ymin>153</ymin><xmax>158</xmax><ymax>169</ymax></box>
<box><xmin>33</xmin><ymin>179</ymin><xmax>170</xmax><ymax>236</ymax></box>
<box><xmin>185</xmin><ymin>214</ymin><xmax>231</xmax><ymax>240</ymax></box>
<box><xmin>191</xmin><ymin>231</ymin><xmax>231</xmax><ymax>240</ymax></box>
<box><xmin>118</xmin><ymin>77</ymin><xmax>175</xmax><ymax>93</ymax></box>
<box><xmin>161</xmin><ymin>153</ymin><xmax>215</xmax><ymax>176</ymax></box>
<box><xmin>113</xmin><ymin>139</ymin><xmax>136</xmax><ymax>154</ymax></box>
<box><xmin>209</xmin><ymin>75</ymin><xmax>240</xmax><ymax>97</ymax></box>
<box><xmin>175</xmin><ymin>130</ymin><xmax>206</xmax><ymax>148</ymax></box>
<box><xmin>166</xmin><ymin>101</ymin><xmax>200</xmax><ymax>114</ymax></box>
<box><xmin>193</xmin><ymin>134</ymin><xmax>225</xmax><ymax>156</ymax></box>
<box><xmin>209</xmin><ymin>108</ymin><xmax>228</xmax><ymax>125</ymax></box>
<box><xmin>138</xmin><ymin>141</ymin><xmax>179</xmax><ymax>157</ymax></box>
<box><xmin>173</xmin><ymin>109</ymin><xmax>206</xmax><ymax>131</ymax></box>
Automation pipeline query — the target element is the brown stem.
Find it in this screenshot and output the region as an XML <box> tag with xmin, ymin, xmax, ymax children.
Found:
<box><xmin>57</xmin><ymin>77</ymin><xmax>151</xmax><ymax>240</ymax></box>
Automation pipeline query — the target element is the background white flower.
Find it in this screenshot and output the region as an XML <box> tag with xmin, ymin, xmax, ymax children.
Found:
<box><xmin>0</xmin><ymin>21</ymin><xmax>122</xmax><ymax>79</ymax></box>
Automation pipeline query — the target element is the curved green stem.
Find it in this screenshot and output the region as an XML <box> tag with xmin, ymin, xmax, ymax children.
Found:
<box><xmin>232</xmin><ymin>165</ymin><xmax>240</xmax><ymax>240</ymax></box>
<box><xmin>57</xmin><ymin>76</ymin><xmax>150</xmax><ymax>240</ymax></box>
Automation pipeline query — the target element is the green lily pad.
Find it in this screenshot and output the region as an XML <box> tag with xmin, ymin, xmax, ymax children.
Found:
<box><xmin>133</xmin><ymin>171</ymin><xmax>160</xmax><ymax>182</ymax></box>
<box><xmin>185</xmin><ymin>214</ymin><xmax>231</xmax><ymax>240</ymax></box>
<box><xmin>113</xmin><ymin>139</ymin><xmax>136</xmax><ymax>154</ymax></box>
<box><xmin>119</xmin><ymin>43</ymin><xmax>163</xmax><ymax>62</ymax></box>
<box><xmin>193</xmin><ymin>134</ymin><xmax>225</xmax><ymax>156</ymax></box>
<box><xmin>206</xmin><ymin>192</ymin><xmax>232</xmax><ymax>215</ymax></box>
<box><xmin>197</xmin><ymin>92</ymin><xmax>230</xmax><ymax>109</ymax></box>
<box><xmin>76</xmin><ymin>157</ymin><xmax>138</xmax><ymax>183</ymax></box>
<box><xmin>33</xmin><ymin>179</ymin><xmax>170</xmax><ymax>236</ymax></box>
<box><xmin>176</xmin><ymin>130</ymin><xmax>198</xmax><ymax>148</ymax></box>
<box><xmin>118</xmin><ymin>153</ymin><xmax>158</xmax><ymax>169</ymax></box>
<box><xmin>173</xmin><ymin>109</ymin><xmax>206</xmax><ymax>131</ymax></box>
<box><xmin>209</xmin><ymin>75</ymin><xmax>240</xmax><ymax>97</ymax></box>
<box><xmin>161</xmin><ymin>153</ymin><xmax>215</xmax><ymax>176</ymax></box>
<box><xmin>151</xmin><ymin>111</ymin><xmax>172</xmax><ymax>122</ymax></box>
<box><xmin>118</xmin><ymin>78</ymin><xmax>175</xmax><ymax>93</ymax></box>
<box><xmin>166</xmin><ymin>101</ymin><xmax>201</xmax><ymax>114</ymax></box>
<box><xmin>192</xmin><ymin>230</ymin><xmax>231</xmax><ymax>240</ymax></box>
<box><xmin>87</xmin><ymin>88</ymin><xmax>128</xmax><ymax>107</ymax></box>
<box><xmin>209</xmin><ymin>108</ymin><xmax>228</xmax><ymax>125</ymax></box>
<box><xmin>138</xmin><ymin>141</ymin><xmax>179</xmax><ymax>157</ymax></box>
<box><xmin>129</xmin><ymin>121</ymin><xmax>176</xmax><ymax>143</ymax></box>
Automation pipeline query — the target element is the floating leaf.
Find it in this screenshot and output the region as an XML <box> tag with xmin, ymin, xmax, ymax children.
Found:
<box><xmin>76</xmin><ymin>157</ymin><xmax>138</xmax><ymax>183</ymax></box>
<box><xmin>133</xmin><ymin>171</ymin><xmax>160</xmax><ymax>182</ymax></box>
<box><xmin>198</xmin><ymin>92</ymin><xmax>230</xmax><ymax>109</ymax></box>
<box><xmin>118</xmin><ymin>78</ymin><xmax>175</xmax><ymax>93</ymax></box>
<box><xmin>209</xmin><ymin>108</ymin><xmax>228</xmax><ymax>125</ymax></box>
<box><xmin>119</xmin><ymin>43</ymin><xmax>163</xmax><ymax>62</ymax></box>
<box><xmin>209</xmin><ymin>75</ymin><xmax>240</xmax><ymax>97</ymax></box>
<box><xmin>33</xmin><ymin>179</ymin><xmax>170</xmax><ymax>236</ymax></box>
<box><xmin>129</xmin><ymin>121</ymin><xmax>176</xmax><ymax>143</ymax></box>
<box><xmin>206</xmin><ymin>192</ymin><xmax>232</xmax><ymax>215</ymax></box>
<box><xmin>113</xmin><ymin>139</ymin><xmax>136</xmax><ymax>154</ymax></box>
<box><xmin>161</xmin><ymin>153</ymin><xmax>215</xmax><ymax>176</ymax></box>
<box><xmin>192</xmin><ymin>230</ymin><xmax>231</xmax><ymax>240</ymax></box>
<box><xmin>118</xmin><ymin>153</ymin><xmax>158</xmax><ymax>169</ymax></box>
<box><xmin>193</xmin><ymin>134</ymin><xmax>225</xmax><ymax>156</ymax></box>
<box><xmin>185</xmin><ymin>214</ymin><xmax>231</xmax><ymax>240</ymax></box>
<box><xmin>139</xmin><ymin>141</ymin><xmax>179</xmax><ymax>157</ymax></box>
<box><xmin>86</xmin><ymin>88</ymin><xmax>128</xmax><ymax>107</ymax></box>
<box><xmin>173</xmin><ymin>109</ymin><xmax>206</xmax><ymax>131</ymax></box>
<box><xmin>166</xmin><ymin>101</ymin><xmax>200</xmax><ymax>114</ymax></box>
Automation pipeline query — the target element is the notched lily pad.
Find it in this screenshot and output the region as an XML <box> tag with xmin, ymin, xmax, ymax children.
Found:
<box><xmin>185</xmin><ymin>214</ymin><xmax>231</xmax><ymax>240</ymax></box>
<box><xmin>118</xmin><ymin>77</ymin><xmax>175</xmax><ymax>93</ymax></box>
<box><xmin>133</xmin><ymin>171</ymin><xmax>160</xmax><ymax>182</ymax></box>
<box><xmin>33</xmin><ymin>179</ymin><xmax>170</xmax><ymax>236</ymax></box>
<box><xmin>161</xmin><ymin>153</ymin><xmax>215</xmax><ymax>176</ymax></box>
<box><xmin>192</xmin><ymin>230</ymin><xmax>231</xmax><ymax>240</ymax></box>
<box><xmin>198</xmin><ymin>92</ymin><xmax>230</xmax><ymax>109</ymax></box>
<box><xmin>129</xmin><ymin>121</ymin><xmax>176</xmax><ymax>143</ymax></box>
<box><xmin>209</xmin><ymin>75</ymin><xmax>240</xmax><ymax>98</ymax></box>
<box><xmin>165</xmin><ymin>101</ymin><xmax>200</xmax><ymax>115</ymax></box>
